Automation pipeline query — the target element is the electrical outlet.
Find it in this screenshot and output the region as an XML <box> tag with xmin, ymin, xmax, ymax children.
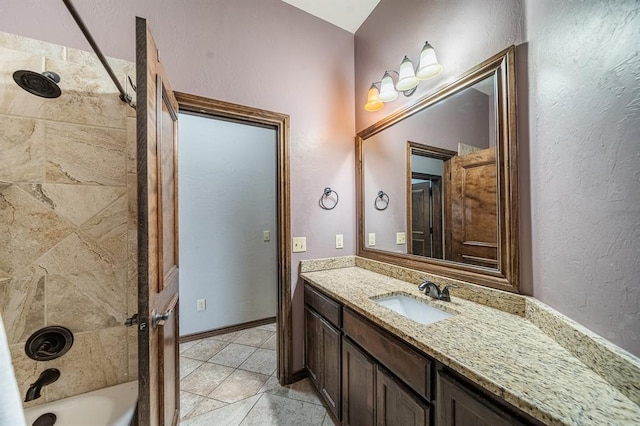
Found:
<box><xmin>335</xmin><ymin>234</ymin><xmax>344</xmax><ymax>249</ymax></box>
<box><xmin>197</xmin><ymin>299</ymin><xmax>206</xmax><ymax>311</ymax></box>
<box><xmin>368</xmin><ymin>233</ymin><xmax>376</xmax><ymax>247</ymax></box>
<box><xmin>263</xmin><ymin>230</ymin><xmax>270</xmax><ymax>242</ymax></box>
<box><xmin>292</xmin><ymin>237</ymin><xmax>307</xmax><ymax>253</ymax></box>
<box><xmin>396</xmin><ymin>232</ymin><xmax>406</xmax><ymax>244</ymax></box>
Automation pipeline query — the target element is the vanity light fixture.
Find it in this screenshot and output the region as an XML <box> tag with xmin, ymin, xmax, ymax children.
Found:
<box><xmin>364</xmin><ymin>41</ymin><xmax>443</xmax><ymax>112</ymax></box>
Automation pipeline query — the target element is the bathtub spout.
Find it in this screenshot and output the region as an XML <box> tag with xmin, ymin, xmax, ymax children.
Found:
<box><xmin>25</xmin><ymin>368</ymin><xmax>60</xmax><ymax>402</ymax></box>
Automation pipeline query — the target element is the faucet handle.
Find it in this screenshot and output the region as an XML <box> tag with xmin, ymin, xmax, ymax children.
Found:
<box><xmin>440</xmin><ymin>284</ymin><xmax>459</xmax><ymax>302</ymax></box>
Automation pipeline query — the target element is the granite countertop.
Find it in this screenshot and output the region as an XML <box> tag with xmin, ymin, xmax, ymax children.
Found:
<box><xmin>300</xmin><ymin>265</ymin><xmax>640</xmax><ymax>426</ymax></box>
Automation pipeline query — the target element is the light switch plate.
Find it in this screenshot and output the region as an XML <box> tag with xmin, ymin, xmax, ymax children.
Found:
<box><xmin>263</xmin><ymin>231</ymin><xmax>270</xmax><ymax>242</ymax></box>
<box><xmin>335</xmin><ymin>234</ymin><xmax>344</xmax><ymax>249</ymax></box>
<box><xmin>197</xmin><ymin>299</ymin><xmax>206</xmax><ymax>311</ymax></box>
<box><xmin>292</xmin><ymin>237</ymin><xmax>307</xmax><ymax>253</ymax></box>
<box><xmin>396</xmin><ymin>232</ymin><xmax>406</xmax><ymax>244</ymax></box>
<box><xmin>368</xmin><ymin>233</ymin><xmax>376</xmax><ymax>247</ymax></box>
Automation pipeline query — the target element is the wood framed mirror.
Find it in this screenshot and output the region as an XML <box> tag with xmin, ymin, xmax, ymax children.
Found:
<box><xmin>356</xmin><ymin>46</ymin><xmax>519</xmax><ymax>292</ymax></box>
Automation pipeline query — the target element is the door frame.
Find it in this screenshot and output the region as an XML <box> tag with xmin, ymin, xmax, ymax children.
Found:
<box><xmin>173</xmin><ymin>92</ymin><xmax>293</xmax><ymax>384</ymax></box>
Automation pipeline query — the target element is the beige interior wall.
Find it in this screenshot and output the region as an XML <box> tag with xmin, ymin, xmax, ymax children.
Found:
<box><xmin>0</xmin><ymin>31</ymin><xmax>138</xmax><ymax>407</ymax></box>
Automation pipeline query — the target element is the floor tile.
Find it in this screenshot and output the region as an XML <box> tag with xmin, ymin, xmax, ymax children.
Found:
<box><xmin>180</xmin><ymin>391</ymin><xmax>210</xmax><ymax>420</ymax></box>
<box><xmin>265</xmin><ymin>377</ymin><xmax>323</xmax><ymax>405</ymax></box>
<box><xmin>238</xmin><ymin>348</ymin><xmax>276</xmax><ymax>375</ymax></box>
<box><xmin>181</xmin><ymin>337</ymin><xmax>229</xmax><ymax>361</ymax></box>
<box><xmin>233</xmin><ymin>328</ymin><xmax>274</xmax><ymax>347</ymax></box>
<box><xmin>209</xmin><ymin>343</ymin><xmax>257</xmax><ymax>368</ymax></box>
<box><xmin>180</xmin><ymin>363</ymin><xmax>235</xmax><ymax>396</ymax></box>
<box><xmin>208</xmin><ymin>330</ymin><xmax>243</xmax><ymax>342</ymax></box>
<box><xmin>209</xmin><ymin>369</ymin><xmax>269</xmax><ymax>403</ymax></box>
<box><xmin>180</xmin><ymin>357</ymin><xmax>204</xmax><ymax>379</ymax></box>
<box><xmin>323</xmin><ymin>413</ymin><xmax>338</xmax><ymax>425</ymax></box>
<box><xmin>183</xmin><ymin>396</ymin><xmax>227</xmax><ymax>420</ymax></box>
<box><xmin>180</xmin><ymin>394</ymin><xmax>260</xmax><ymax>426</ymax></box>
<box><xmin>257</xmin><ymin>375</ymin><xmax>280</xmax><ymax>394</ymax></box>
<box><xmin>239</xmin><ymin>393</ymin><xmax>327</xmax><ymax>425</ymax></box>
<box><xmin>259</xmin><ymin>333</ymin><xmax>276</xmax><ymax>350</ymax></box>
<box><xmin>257</xmin><ymin>323</ymin><xmax>276</xmax><ymax>332</ymax></box>
<box><xmin>180</xmin><ymin>340</ymin><xmax>199</xmax><ymax>353</ymax></box>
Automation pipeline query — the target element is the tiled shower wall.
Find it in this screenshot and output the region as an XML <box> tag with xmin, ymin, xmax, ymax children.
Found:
<box><xmin>0</xmin><ymin>32</ymin><xmax>137</xmax><ymax>407</ymax></box>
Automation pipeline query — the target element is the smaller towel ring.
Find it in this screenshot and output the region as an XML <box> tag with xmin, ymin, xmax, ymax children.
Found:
<box><xmin>319</xmin><ymin>187</ymin><xmax>339</xmax><ymax>210</ymax></box>
<box><xmin>374</xmin><ymin>191</ymin><xmax>389</xmax><ymax>211</ymax></box>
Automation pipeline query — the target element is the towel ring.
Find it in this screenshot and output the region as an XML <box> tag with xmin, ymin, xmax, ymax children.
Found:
<box><xmin>374</xmin><ymin>191</ymin><xmax>389</xmax><ymax>211</ymax></box>
<box><xmin>319</xmin><ymin>187</ymin><xmax>339</xmax><ymax>210</ymax></box>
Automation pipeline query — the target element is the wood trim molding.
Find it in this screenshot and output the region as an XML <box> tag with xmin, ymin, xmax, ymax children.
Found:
<box><xmin>174</xmin><ymin>92</ymin><xmax>293</xmax><ymax>383</ymax></box>
<box><xmin>356</xmin><ymin>46</ymin><xmax>519</xmax><ymax>293</ymax></box>
<box><xmin>180</xmin><ymin>317</ymin><xmax>276</xmax><ymax>343</ymax></box>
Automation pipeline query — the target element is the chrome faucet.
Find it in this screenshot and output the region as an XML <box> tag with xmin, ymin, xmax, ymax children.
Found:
<box><xmin>418</xmin><ymin>280</ymin><xmax>458</xmax><ymax>302</ymax></box>
<box><xmin>25</xmin><ymin>368</ymin><xmax>60</xmax><ymax>402</ymax></box>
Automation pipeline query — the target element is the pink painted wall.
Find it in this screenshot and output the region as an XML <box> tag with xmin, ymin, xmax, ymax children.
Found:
<box><xmin>356</xmin><ymin>0</ymin><xmax>639</xmax><ymax>356</ymax></box>
<box><xmin>0</xmin><ymin>0</ymin><xmax>355</xmax><ymax>370</ymax></box>
<box><xmin>525</xmin><ymin>1</ymin><xmax>639</xmax><ymax>355</ymax></box>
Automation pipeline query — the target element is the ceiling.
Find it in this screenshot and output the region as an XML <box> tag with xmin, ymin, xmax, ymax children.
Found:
<box><xmin>280</xmin><ymin>0</ymin><xmax>381</xmax><ymax>33</ymax></box>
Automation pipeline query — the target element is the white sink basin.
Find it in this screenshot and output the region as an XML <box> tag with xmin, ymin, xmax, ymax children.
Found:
<box><xmin>374</xmin><ymin>294</ymin><xmax>453</xmax><ymax>325</ymax></box>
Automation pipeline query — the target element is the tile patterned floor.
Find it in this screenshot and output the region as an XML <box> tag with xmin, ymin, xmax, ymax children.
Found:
<box><xmin>179</xmin><ymin>323</ymin><xmax>335</xmax><ymax>425</ymax></box>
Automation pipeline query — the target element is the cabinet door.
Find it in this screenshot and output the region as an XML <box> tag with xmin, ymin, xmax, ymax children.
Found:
<box><xmin>305</xmin><ymin>307</ymin><xmax>322</xmax><ymax>385</ymax></box>
<box><xmin>343</xmin><ymin>338</ymin><xmax>375</xmax><ymax>426</ymax></box>
<box><xmin>321</xmin><ymin>318</ymin><xmax>341</xmax><ymax>419</ymax></box>
<box><xmin>438</xmin><ymin>371</ymin><xmax>525</xmax><ymax>426</ymax></box>
<box><xmin>377</xmin><ymin>367</ymin><xmax>429</xmax><ymax>426</ymax></box>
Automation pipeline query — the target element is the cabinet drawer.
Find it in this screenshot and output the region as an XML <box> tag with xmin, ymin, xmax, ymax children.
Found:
<box><xmin>304</xmin><ymin>283</ymin><xmax>342</xmax><ymax>328</ymax></box>
<box><xmin>344</xmin><ymin>308</ymin><xmax>432</xmax><ymax>400</ymax></box>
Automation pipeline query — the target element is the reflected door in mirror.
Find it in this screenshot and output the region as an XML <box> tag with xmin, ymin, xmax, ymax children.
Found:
<box><xmin>446</xmin><ymin>147</ymin><xmax>497</xmax><ymax>268</ymax></box>
<box><xmin>410</xmin><ymin>177</ymin><xmax>443</xmax><ymax>258</ymax></box>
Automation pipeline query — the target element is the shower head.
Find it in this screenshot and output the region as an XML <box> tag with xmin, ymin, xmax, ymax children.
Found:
<box><xmin>12</xmin><ymin>70</ymin><xmax>62</xmax><ymax>98</ymax></box>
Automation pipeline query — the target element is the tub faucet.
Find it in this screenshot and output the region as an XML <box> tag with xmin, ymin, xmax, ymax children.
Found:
<box><xmin>25</xmin><ymin>368</ymin><xmax>60</xmax><ymax>402</ymax></box>
<box><xmin>418</xmin><ymin>280</ymin><xmax>458</xmax><ymax>302</ymax></box>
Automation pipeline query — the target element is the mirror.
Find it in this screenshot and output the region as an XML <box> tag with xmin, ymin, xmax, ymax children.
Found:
<box><xmin>357</xmin><ymin>46</ymin><xmax>519</xmax><ymax>292</ymax></box>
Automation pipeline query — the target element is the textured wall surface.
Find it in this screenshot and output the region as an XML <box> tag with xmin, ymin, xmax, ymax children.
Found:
<box><xmin>0</xmin><ymin>32</ymin><xmax>137</xmax><ymax>406</ymax></box>
<box><xmin>0</xmin><ymin>0</ymin><xmax>355</xmax><ymax>370</ymax></box>
<box><xmin>355</xmin><ymin>0</ymin><xmax>524</xmax><ymax>132</ymax></box>
<box><xmin>526</xmin><ymin>0</ymin><xmax>640</xmax><ymax>355</ymax></box>
<box><xmin>356</xmin><ymin>0</ymin><xmax>639</xmax><ymax>356</ymax></box>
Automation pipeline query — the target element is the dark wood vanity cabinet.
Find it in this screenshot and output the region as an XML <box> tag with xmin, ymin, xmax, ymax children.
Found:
<box><xmin>304</xmin><ymin>285</ymin><xmax>342</xmax><ymax>421</ymax></box>
<box><xmin>304</xmin><ymin>282</ymin><xmax>538</xmax><ymax>426</ymax></box>
<box><xmin>437</xmin><ymin>370</ymin><xmax>538</xmax><ymax>426</ymax></box>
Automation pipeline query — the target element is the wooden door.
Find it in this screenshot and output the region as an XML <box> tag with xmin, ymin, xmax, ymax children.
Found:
<box><xmin>320</xmin><ymin>318</ymin><xmax>341</xmax><ymax>419</ymax></box>
<box><xmin>438</xmin><ymin>371</ymin><xmax>523</xmax><ymax>426</ymax></box>
<box><xmin>376</xmin><ymin>367</ymin><xmax>429</xmax><ymax>426</ymax></box>
<box><xmin>304</xmin><ymin>307</ymin><xmax>321</xmax><ymax>385</ymax></box>
<box><xmin>410</xmin><ymin>177</ymin><xmax>443</xmax><ymax>258</ymax></box>
<box><xmin>136</xmin><ymin>17</ymin><xmax>180</xmax><ymax>426</ymax></box>
<box><xmin>447</xmin><ymin>148</ymin><xmax>498</xmax><ymax>268</ymax></box>
<box><xmin>342</xmin><ymin>338</ymin><xmax>375</xmax><ymax>426</ymax></box>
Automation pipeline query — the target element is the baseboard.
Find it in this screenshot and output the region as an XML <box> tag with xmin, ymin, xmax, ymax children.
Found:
<box><xmin>179</xmin><ymin>316</ymin><xmax>276</xmax><ymax>343</ymax></box>
<box><xmin>285</xmin><ymin>368</ymin><xmax>308</xmax><ymax>385</ymax></box>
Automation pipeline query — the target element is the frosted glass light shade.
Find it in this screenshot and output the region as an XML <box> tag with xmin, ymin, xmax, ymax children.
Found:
<box><xmin>395</xmin><ymin>56</ymin><xmax>419</xmax><ymax>91</ymax></box>
<box><xmin>378</xmin><ymin>72</ymin><xmax>398</xmax><ymax>102</ymax></box>
<box><xmin>364</xmin><ymin>84</ymin><xmax>384</xmax><ymax>112</ymax></box>
<box><xmin>417</xmin><ymin>41</ymin><xmax>443</xmax><ymax>80</ymax></box>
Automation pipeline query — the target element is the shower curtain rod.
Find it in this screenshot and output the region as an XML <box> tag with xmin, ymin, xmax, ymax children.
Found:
<box><xmin>62</xmin><ymin>0</ymin><xmax>133</xmax><ymax>106</ymax></box>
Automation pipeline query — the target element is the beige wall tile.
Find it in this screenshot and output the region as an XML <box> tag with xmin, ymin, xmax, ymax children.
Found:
<box><xmin>0</xmin><ymin>183</ymin><xmax>75</xmax><ymax>276</ymax></box>
<box><xmin>80</xmin><ymin>195</ymin><xmax>127</xmax><ymax>264</ymax></box>
<box><xmin>43</xmin><ymin>57</ymin><xmax>129</xmax><ymax>129</ymax></box>
<box><xmin>45</xmin><ymin>121</ymin><xmax>126</xmax><ymax>185</ymax></box>
<box><xmin>29</xmin><ymin>232</ymin><xmax>121</xmax><ymax>275</ymax></box>
<box><xmin>0</xmin><ymin>46</ymin><xmax>46</xmax><ymax>119</ymax></box>
<box><xmin>0</xmin><ymin>115</ymin><xmax>45</xmax><ymax>182</ymax></box>
<box><xmin>0</xmin><ymin>31</ymin><xmax>65</xmax><ymax>60</ymax></box>
<box><xmin>126</xmin><ymin>117</ymin><xmax>136</xmax><ymax>173</ymax></box>
<box><xmin>44</xmin><ymin>327</ymin><xmax>129</xmax><ymax>401</ymax></box>
<box><xmin>0</xmin><ymin>275</ymin><xmax>44</xmax><ymax>343</ymax></box>
<box><xmin>19</xmin><ymin>183</ymin><xmax>126</xmax><ymax>226</ymax></box>
<box><xmin>46</xmin><ymin>269</ymin><xmax>126</xmax><ymax>332</ymax></box>
<box><xmin>127</xmin><ymin>327</ymin><xmax>138</xmax><ymax>380</ymax></box>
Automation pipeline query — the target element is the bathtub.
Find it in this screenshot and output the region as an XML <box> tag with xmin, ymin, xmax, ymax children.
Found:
<box><xmin>24</xmin><ymin>381</ymin><xmax>137</xmax><ymax>426</ymax></box>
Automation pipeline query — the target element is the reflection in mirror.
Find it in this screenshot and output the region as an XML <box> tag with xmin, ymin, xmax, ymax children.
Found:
<box><xmin>357</xmin><ymin>46</ymin><xmax>518</xmax><ymax>292</ymax></box>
